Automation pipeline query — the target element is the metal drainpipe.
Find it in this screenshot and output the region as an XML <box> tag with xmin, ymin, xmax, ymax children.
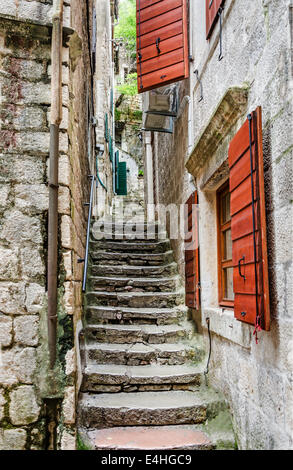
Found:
<box><xmin>48</xmin><ymin>0</ymin><xmax>63</xmax><ymax>369</ymax></box>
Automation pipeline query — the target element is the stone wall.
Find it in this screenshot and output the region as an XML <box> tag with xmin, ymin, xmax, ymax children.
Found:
<box><xmin>0</xmin><ymin>0</ymin><xmax>93</xmax><ymax>450</ymax></box>
<box><xmin>147</xmin><ymin>0</ymin><xmax>293</xmax><ymax>449</ymax></box>
<box><xmin>150</xmin><ymin>80</ymin><xmax>192</xmax><ymax>277</ymax></box>
<box><xmin>94</xmin><ymin>0</ymin><xmax>115</xmax><ymax>217</ymax></box>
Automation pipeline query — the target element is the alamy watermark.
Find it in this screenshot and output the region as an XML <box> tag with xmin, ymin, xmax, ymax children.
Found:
<box><xmin>91</xmin><ymin>201</ymin><xmax>199</xmax><ymax>251</ymax></box>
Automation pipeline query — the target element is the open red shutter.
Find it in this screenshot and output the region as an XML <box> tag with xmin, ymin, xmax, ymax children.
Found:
<box><xmin>185</xmin><ymin>191</ymin><xmax>200</xmax><ymax>310</ymax></box>
<box><xmin>136</xmin><ymin>0</ymin><xmax>189</xmax><ymax>93</ymax></box>
<box><xmin>206</xmin><ymin>0</ymin><xmax>225</xmax><ymax>39</ymax></box>
<box><xmin>228</xmin><ymin>107</ymin><xmax>270</xmax><ymax>331</ymax></box>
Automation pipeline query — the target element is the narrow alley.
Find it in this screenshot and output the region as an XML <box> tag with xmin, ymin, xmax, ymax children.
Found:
<box><xmin>0</xmin><ymin>0</ymin><xmax>292</xmax><ymax>454</ymax></box>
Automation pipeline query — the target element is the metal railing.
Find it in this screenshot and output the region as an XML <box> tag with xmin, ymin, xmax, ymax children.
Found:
<box><xmin>78</xmin><ymin>175</ymin><xmax>96</xmax><ymax>292</ymax></box>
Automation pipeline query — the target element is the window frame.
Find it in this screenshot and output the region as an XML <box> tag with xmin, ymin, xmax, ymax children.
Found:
<box><xmin>217</xmin><ymin>180</ymin><xmax>234</xmax><ymax>308</ymax></box>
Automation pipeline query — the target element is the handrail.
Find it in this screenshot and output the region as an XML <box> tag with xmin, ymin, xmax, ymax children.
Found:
<box><xmin>79</xmin><ymin>175</ymin><xmax>96</xmax><ymax>292</ymax></box>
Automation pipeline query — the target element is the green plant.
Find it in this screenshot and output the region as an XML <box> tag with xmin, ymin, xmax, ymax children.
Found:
<box><xmin>115</xmin><ymin>108</ymin><xmax>122</xmax><ymax>121</ymax></box>
<box><xmin>138</xmin><ymin>169</ymin><xmax>144</xmax><ymax>177</ymax></box>
<box><xmin>76</xmin><ymin>433</ymin><xmax>92</xmax><ymax>450</ymax></box>
<box><xmin>115</xmin><ymin>0</ymin><xmax>136</xmax><ymax>57</ymax></box>
<box><xmin>117</xmin><ymin>73</ymin><xmax>138</xmax><ymax>96</ymax></box>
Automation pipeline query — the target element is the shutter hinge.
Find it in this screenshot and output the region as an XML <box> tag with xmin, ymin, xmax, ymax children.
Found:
<box><xmin>218</xmin><ymin>7</ymin><xmax>224</xmax><ymax>61</ymax></box>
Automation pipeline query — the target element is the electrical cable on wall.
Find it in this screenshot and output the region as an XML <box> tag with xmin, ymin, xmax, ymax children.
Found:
<box><xmin>204</xmin><ymin>317</ymin><xmax>212</xmax><ymax>384</ymax></box>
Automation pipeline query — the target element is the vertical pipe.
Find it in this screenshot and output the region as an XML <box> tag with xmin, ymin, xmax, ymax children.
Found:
<box><xmin>48</xmin><ymin>0</ymin><xmax>63</xmax><ymax>369</ymax></box>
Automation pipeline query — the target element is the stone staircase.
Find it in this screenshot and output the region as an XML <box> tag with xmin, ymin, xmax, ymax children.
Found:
<box><xmin>77</xmin><ymin>218</ymin><xmax>236</xmax><ymax>450</ymax></box>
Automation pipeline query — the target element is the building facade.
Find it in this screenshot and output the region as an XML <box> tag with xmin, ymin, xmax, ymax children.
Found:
<box><xmin>143</xmin><ymin>0</ymin><xmax>293</xmax><ymax>449</ymax></box>
<box><xmin>0</xmin><ymin>0</ymin><xmax>118</xmax><ymax>450</ymax></box>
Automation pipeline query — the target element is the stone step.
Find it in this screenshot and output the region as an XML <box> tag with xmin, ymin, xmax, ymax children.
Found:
<box><xmin>89</xmin><ymin>275</ymin><xmax>181</xmax><ymax>293</ymax></box>
<box><xmin>90</xmin><ymin>250</ymin><xmax>174</xmax><ymax>266</ymax></box>
<box><xmin>84</xmin><ymin>323</ymin><xmax>193</xmax><ymax>344</ymax></box>
<box><xmin>92</xmin><ymin>232</ymin><xmax>167</xmax><ymax>241</ymax></box>
<box><xmin>90</xmin><ymin>240</ymin><xmax>170</xmax><ymax>253</ymax></box>
<box><xmin>91</xmin><ymin>221</ymin><xmax>166</xmax><ymax>234</ymax></box>
<box><xmin>86</xmin><ymin>305</ymin><xmax>186</xmax><ymax>325</ymax></box>
<box><xmin>81</xmin><ymin>364</ymin><xmax>203</xmax><ymax>393</ymax></box>
<box><xmin>86</xmin><ymin>290</ymin><xmax>185</xmax><ymax>308</ymax></box>
<box><xmin>80</xmin><ymin>409</ymin><xmax>236</xmax><ymax>450</ymax></box>
<box><xmin>81</xmin><ymin>426</ymin><xmax>214</xmax><ymax>450</ymax></box>
<box><xmin>84</xmin><ymin>341</ymin><xmax>201</xmax><ymax>366</ymax></box>
<box><xmin>90</xmin><ymin>263</ymin><xmax>178</xmax><ymax>278</ymax></box>
<box><xmin>78</xmin><ymin>389</ymin><xmax>226</xmax><ymax>428</ymax></box>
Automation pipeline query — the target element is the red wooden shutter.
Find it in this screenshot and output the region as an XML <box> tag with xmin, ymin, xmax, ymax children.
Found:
<box><xmin>228</xmin><ymin>107</ymin><xmax>270</xmax><ymax>332</ymax></box>
<box><xmin>185</xmin><ymin>191</ymin><xmax>200</xmax><ymax>309</ymax></box>
<box><xmin>136</xmin><ymin>0</ymin><xmax>189</xmax><ymax>93</ymax></box>
<box><xmin>206</xmin><ymin>0</ymin><xmax>225</xmax><ymax>39</ymax></box>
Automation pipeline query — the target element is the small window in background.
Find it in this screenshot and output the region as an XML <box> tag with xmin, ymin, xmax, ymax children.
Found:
<box><xmin>217</xmin><ymin>181</ymin><xmax>234</xmax><ymax>307</ymax></box>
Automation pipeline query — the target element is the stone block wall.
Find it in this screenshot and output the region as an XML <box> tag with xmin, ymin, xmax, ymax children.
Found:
<box><xmin>0</xmin><ymin>0</ymin><xmax>93</xmax><ymax>450</ymax></box>
<box><xmin>150</xmin><ymin>80</ymin><xmax>192</xmax><ymax>277</ymax></box>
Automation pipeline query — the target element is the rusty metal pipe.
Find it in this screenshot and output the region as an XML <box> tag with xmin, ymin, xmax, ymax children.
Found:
<box><xmin>48</xmin><ymin>0</ymin><xmax>63</xmax><ymax>369</ymax></box>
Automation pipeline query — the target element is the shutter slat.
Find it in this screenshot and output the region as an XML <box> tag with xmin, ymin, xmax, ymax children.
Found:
<box><xmin>234</xmin><ymin>294</ymin><xmax>262</xmax><ymax>326</ymax></box>
<box><xmin>140</xmin><ymin>0</ymin><xmax>182</xmax><ymax>23</ymax></box>
<box><xmin>140</xmin><ymin>34</ymin><xmax>183</xmax><ymax>63</ymax></box>
<box><xmin>139</xmin><ymin>7</ymin><xmax>182</xmax><ymax>37</ymax></box>
<box><xmin>229</xmin><ymin>147</ymin><xmax>256</xmax><ymax>192</ymax></box>
<box><xmin>230</xmin><ymin>172</ymin><xmax>257</xmax><ymax>217</ymax></box>
<box><xmin>228</xmin><ymin>107</ymin><xmax>270</xmax><ymax>331</ymax></box>
<box><xmin>232</xmin><ymin>232</ymin><xmax>261</xmax><ymax>266</ymax></box>
<box><xmin>141</xmin><ymin>48</ymin><xmax>184</xmax><ymax>76</ymax></box>
<box><xmin>136</xmin><ymin>0</ymin><xmax>189</xmax><ymax>93</ymax></box>
<box><xmin>233</xmin><ymin>263</ymin><xmax>263</xmax><ymax>295</ymax></box>
<box><xmin>231</xmin><ymin>202</ymin><xmax>259</xmax><ymax>241</ymax></box>
<box><xmin>185</xmin><ymin>191</ymin><xmax>200</xmax><ymax>310</ymax></box>
<box><xmin>117</xmin><ymin>162</ymin><xmax>127</xmax><ymax>196</ymax></box>
<box><xmin>140</xmin><ymin>62</ymin><xmax>185</xmax><ymax>92</ymax></box>
<box><xmin>138</xmin><ymin>20</ymin><xmax>183</xmax><ymax>50</ymax></box>
<box><xmin>138</xmin><ymin>0</ymin><xmax>164</xmax><ymax>11</ymax></box>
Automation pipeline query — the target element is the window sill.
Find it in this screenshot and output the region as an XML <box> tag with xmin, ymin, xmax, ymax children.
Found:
<box><xmin>202</xmin><ymin>307</ymin><xmax>252</xmax><ymax>349</ymax></box>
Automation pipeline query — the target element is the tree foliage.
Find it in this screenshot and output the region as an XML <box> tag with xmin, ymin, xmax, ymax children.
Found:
<box><xmin>117</xmin><ymin>73</ymin><xmax>138</xmax><ymax>96</ymax></box>
<box><xmin>115</xmin><ymin>0</ymin><xmax>136</xmax><ymax>57</ymax></box>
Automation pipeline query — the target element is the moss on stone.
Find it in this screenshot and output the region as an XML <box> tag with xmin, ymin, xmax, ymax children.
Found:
<box><xmin>76</xmin><ymin>432</ymin><xmax>92</xmax><ymax>450</ymax></box>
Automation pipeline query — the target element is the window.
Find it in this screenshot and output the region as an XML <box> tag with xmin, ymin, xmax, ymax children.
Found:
<box><xmin>217</xmin><ymin>181</ymin><xmax>234</xmax><ymax>307</ymax></box>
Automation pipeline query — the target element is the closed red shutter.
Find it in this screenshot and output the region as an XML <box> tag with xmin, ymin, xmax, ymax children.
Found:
<box><xmin>136</xmin><ymin>0</ymin><xmax>189</xmax><ymax>93</ymax></box>
<box><xmin>206</xmin><ymin>0</ymin><xmax>225</xmax><ymax>39</ymax></box>
<box><xmin>228</xmin><ymin>107</ymin><xmax>270</xmax><ymax>332</ymax></box>
<box><xmin>185</xmin><ymin>191</ymin><xmax>200</xmax><ymax>310</ymax></box>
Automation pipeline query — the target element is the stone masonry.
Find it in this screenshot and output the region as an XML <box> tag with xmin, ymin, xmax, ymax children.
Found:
<box><xmin>0</xmin><ymin>0</ymin><xmax>94</xmax><ymax>450</ymax></box>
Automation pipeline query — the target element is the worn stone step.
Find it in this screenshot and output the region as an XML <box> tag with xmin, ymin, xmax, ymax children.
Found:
<box><xmin>78</xmin><ymin>389</ymin><xmax>226</xmax><ymax>428</ymax></box>
<box><xmin>80</xmin><ymin>409</ymin><xmax>236</xmax><ymax>450</ymax></box>
<box><xmin>90</xmin><ymin>240</ymin><xmax>170</xmax><ymax>254</ymax></box>
<box><xmin>89</xmin><ymin>275</ymin><xmax>180</xmax><ymax>293</ymax></box>
<box><xmin>90</xmin><ymin>262</ymin><xmax>178</xmax><ymax>278</ymax></box>
<box><xmin>91</xmin><ymin>250</ymin><xmax>174</xmax><ymax>266</ymax></box>
<box><xmin>86</xmin><ymin>290</ymin><xmax>185</xmax><ymax>308</ymax></box>
<box><xmin>91</xmin><ymin>221</ymin><xmax>166</xmax><ymax>234</ymax></box>
<box><xmin>84</xmin><ymin>323</ymin><xmax>193</xmax><ymax>344</ymax></box>
<box><xmin>92</xmin><ymin>232</ymin><xmax>167</xmax><ymax>241</ymax></box>
<box><xmin>85</xmin><ymin>342</ymin><xmax>200</xmax><ymax>366</ymax></box>
<box><xmin>86</xmin><ymin>305</ymin><xmax>186</xmax><ymax>325</ymax></box>
<box><xmin>81</xmin><ymin>364</ymin><xmax>203</xmax><ymax>393</ymax></box>
<box><xmin>81</xmin><ymin>426</ymin><xmax>215</xmax><ymax>450</ymax></box>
